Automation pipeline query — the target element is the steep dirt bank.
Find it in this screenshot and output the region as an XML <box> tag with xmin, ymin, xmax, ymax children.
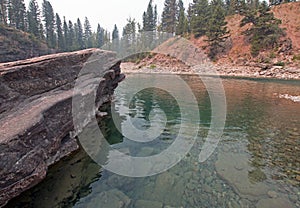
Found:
<box><xmin>194</xmin><ymin>2</ymin><xmax>300</xmax><ymax>68</ymax></box>
<box><xmin>121</xmin><ymin>33</ymin><xmax>299</xmax><ymax>79</ymax></box>
<box><xmin>125</xmin><ymin>2</ymin><xmax>300</xmax><ymax>79</ymax></box>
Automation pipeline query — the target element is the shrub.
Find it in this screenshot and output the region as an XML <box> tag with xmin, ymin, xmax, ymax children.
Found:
<box><xmin>274</xmin><ymin>62</ymin><xmax>285</xmax><ymax>67</ymax></box>
<box><xmin>149</xmin><ymin>64</ymin><xmax>156</xmax><ymax>69</ymax></box>
<box><xmin>292</xmin><ymin>54</ymin><xmax>300</xmax><ymax>61</ymax></box>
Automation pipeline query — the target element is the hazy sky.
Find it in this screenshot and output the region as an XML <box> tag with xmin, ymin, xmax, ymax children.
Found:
<box><xmin>24</xmin><ymin>0</ymin><xmax>193</xmax><ymax>32</ymax></box>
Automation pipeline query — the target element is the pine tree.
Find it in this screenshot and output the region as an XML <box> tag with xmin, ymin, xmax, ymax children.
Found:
<box><xmin>68</xmin><ymin>20</ymin><xmax>74</xmax><ymax>51</ymax></box>
<box><xmin>122</xmin><ymin>18</ymin><xmax>136</xmax><ymax>54</ymax></box>
<box><xmin>76</xmin><ymin>18</ymin><xmax>84</xmax><ymax>49</ymax></box>
<box><xmin>0</xmin><ymin>0</ymin><xmax>8</xmax><ymax>25</ymax></box>
<box><xmin>190</xmin><ymin>0</ymin><xmax>210</xmax><ymax>38</ymax></box>
<box><xmin>224</xmin><ymin>0</ymin><xmax>231</xmax><ymax>12</ymax></box>
<box><xmin>17</xmin><ymin>0</ymin><xmax>26</xmax><ymax>30</ymax></box>
<box><xmin>104</xmin><ymin>30</ymin><xmax>110</xmax><ymax>44</ymax></box>
<box><xmin>230</xmin><ymin>0</ymin><xmax>249</xmax><ymax>15</ymax></box>
<box><xmin>8</xmin><ymin>0</ymin><xmax>26</xmax><ymax>30</ymax></box>
<box><xmin>112</xmin><ymin>24</ymin><xmax>119</xmax><ymax>51</ymax></box>
<box><xmin>55</xmin><ymin>13</ymin><xmax>64</xmax><ymax>50</ymax></box>
<box><xmin>8</xmin><ymin>0</ymin><xmax>16</xmax><ymax>27</ymax></box>
<box><xmin>154</xmin><ymin>5</ymin><xmax>157</xmax><ymax>28</ymax></box>
<box><xmin>206</xmin><ymin>0</ymin><xmax>230</xmax><ymax>60</ymax></box>
<box><xmin>161</xmin><ymin>0</ymin><xmax>178</xmax><ymax>34</ymax></box>
<box><xmin>38</xmin><ymin>22</ymin><xmax>44</xmax><ymax>39</ymax></box>
<box><xmin>228</xmin><ymin>0</ymin><xmax>248</xmax><ymax>15</ymax></box>
<box><xmin>142</xmin><ymin>0</ymin><xmax>157</xmax><ymax>47</ymax></box>
<box><xmin>241</xmin><ymin>1</ymin><xmax>284</xmax><ymax>56</ymax></box>
<box><xmin>249</xmin><ymin>0</ymin><xmax>260</xmax><ymax>9</ymax></box>
<box><xmin>83</xmin><ymin>16</ymin><xmax>92</xmax><ymax>48</ymax></box>
<box><xmin>142</xmin><ymin>0</ymin><xmax>156</xmax><ymax>32</ymax></box>
<box><xmin>269</xmin><ymin>0</ymin><xmax>283</xmax><ymax>5</ymax></box>
<box><xmin>123</xmin><ymin>18</ymin><xmax>136</xmax><ymax>39</ymax></box>
<box><xmin>228</xmin><ymin>0</ymin><xmax>239</xmax><ymax>14</ymax></box>
<box><xmin>112</xmin><ymin>24</ymin><xmax>119</xmax><ymax>40</ymax></box>
<box><xmin>176</xmin><ymin>0</ymin><xmax>188</xmax><ymax>35</ymax></box>
<box><xmin>96</xmin><ymin>23</ymin><xmax>104</xmax><ymax>48</ymax></box>
<box><xmin>42</xmin><ymin>0</ymin><xmax>56</xmax><ymax>48</ymax></box>
<box><xmin>27</xmin><ymin>0</ymin><xmax>41</xmax><ymax>37</ymax></box>
<box><xmin>73</xmin><ymin>22</ymin><xmax>79</xmax><ymax>49</ymax></box>
<box><xmin>63</xmin><ymin>16</ymin><xmax>68</xmax><ymax>51</ymax></box>
<box><xmin>187</xmin><ymin>3</ymin><xmax>193</xmax><ymax>32</ymax></box>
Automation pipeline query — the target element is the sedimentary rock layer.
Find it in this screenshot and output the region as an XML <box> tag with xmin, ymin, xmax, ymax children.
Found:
<box><xmin>0</xmin><ymin>49</ymin><xmax>124</xmax><ymax>207</ymax></box>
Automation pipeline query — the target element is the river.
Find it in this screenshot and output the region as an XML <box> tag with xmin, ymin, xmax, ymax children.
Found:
<box><xmin>6</xmin><ymin>74</ymin><xmax>300</xmax><ymax>208</ymax></box>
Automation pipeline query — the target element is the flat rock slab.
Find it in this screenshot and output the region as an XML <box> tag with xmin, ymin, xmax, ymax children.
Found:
<box><xmin>135</xmin><ymin>199</ymin><xmax>163</xmax><ymax>208</ymax></box>
<box><xmin>256</xmin><ymin>197</ymin><xmax>295</xmax><ymax>208</ymax></box>
<box><xmin>0</xmin><ymin>49</ymin><xmax>124</xmax><ymax>207</ymax></box>
<box><xmin>215</xmin><ymin>152</ymin><xmax>269</xmax><ymax>199</ymax></box>
<box><xmin>215</xmin><ymin>151</ymin><xmax>296</xmax><ymax>207</ymax></box>
<box><xmin>86</xmin><ymin>189</ymin><xmax>131</xmax><ymax>208</ymax></box>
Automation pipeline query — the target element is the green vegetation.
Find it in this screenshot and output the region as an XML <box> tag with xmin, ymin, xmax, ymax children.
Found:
<box><xmin>150</xmin><ymin>64</ymin><xmax>157</xmax><ymax>69</ymax></box>
<box><xmin>206</xmin><ymin>0</ymin><xmax>230</xmax><ymax>60</ymax></box>
<box><xmin>176</xmin><ymin>0</ymin><xmax>189</xmax><ymax>35</ymax></box>
<box><xmin>42</xmin><ymin>0</ymin><xmax>55</xmax><ymax>48</ymax></box>
<box><xmin>189</xmin><ymin>0</ymin><xmax>230</xmax><ymax>59</ymax></box>
<box><xmin>274</xmin><ymin>61</ymin><xmax>285</xmax><ymax>67</ymax></box>
<box><xmin>143</xmin><ymin>0</ymin><xmax>157</xmax><ymax>33</ymax></box>
<box><xmin>292</xmin><ymin>54</ymin><xmax>300</xmax><ymax>61</ymax></box>
<box><xmin>190</xmin><ymin>0</ymin><xmax>210</xmax><ymax>38</ymax></box>
<box><xmin>0</xmin><ymin>23</ymin><xmax>49</xmax><ymax>62</ymax></box>
<box><xmin>27</xmin><ymin>0</ymin><xmax>41</xmax><ymax>39</ymax></box>
<box><xmin>161</xmin><ymin>0</ymin><xmax>177</xmax><ymax>33</ymax></box>
<box><xmin>55</xmin><ymin>13</ymin><xmax>63</xmax><ymax>51</ymax></box>
<box><xmin>0</xmin><ymin>0</ymin><xmax>296</xmax><ymax>61</ymax></box>
<box><xmin>241</xmin><ymin>1</ymin><xmax>285</xmax><ymax>57</ymax></box>
<box><xmin>0</xmin><ymin>0</ymin><xmax>111</xmax><ymax>52</ymax></box>
<box><xmin>269</xmin><ymin>0</ymin><xmax>297</xmax><ymax>6</ymax></box>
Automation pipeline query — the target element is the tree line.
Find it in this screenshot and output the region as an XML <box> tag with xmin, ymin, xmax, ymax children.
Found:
<box><xmin>0</xmin><ymin>0</ymin><xmax>297</xmax><ymax>58</ymax></box>
<box><xmin>120</xmin><ymin>0</ymin><xmax>296</xmax><ymax>59</ymax></box>
<box><xmin>0</xmin><ymin>0</ymin><xmax>113</xmax><ymax>52</ymax></box>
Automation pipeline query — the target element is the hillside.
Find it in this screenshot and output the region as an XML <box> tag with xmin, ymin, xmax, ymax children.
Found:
<box><xmin>215</xmin><ymin>1</ymin><xmax>300</xmax><ymax>67</ymax></box>
<box><xmin>126</xmin><ymin>2</ymin><xmax>300</xmax><ymax>78</ymax></box>
<box><xmin>0</xmin><ymin>25</ymin><xmax>51</xmax><ymax>63</ymax></box>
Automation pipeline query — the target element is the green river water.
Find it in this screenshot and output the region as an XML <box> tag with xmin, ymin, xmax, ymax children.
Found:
<box><xmin>6</xmin><ymin>74</ymin><xmax>300</xmax><ymax>208</ymax></box>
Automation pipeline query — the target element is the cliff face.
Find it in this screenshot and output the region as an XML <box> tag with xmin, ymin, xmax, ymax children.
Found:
<box><xmin>0</xmin><ymin>25</ymin><xmax>51</xmax><ymax>63</ymax></box>
<box><xmin>0</xmin><ymin>49</ymin><xmax>125</xmax><ymax>207</ymax></box>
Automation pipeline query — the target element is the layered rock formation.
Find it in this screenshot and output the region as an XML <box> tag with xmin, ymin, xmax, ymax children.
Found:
<box><xmin>0</xmin><ymin>49</ymin><xmax>124</xmax><ymax>207</ymax></box>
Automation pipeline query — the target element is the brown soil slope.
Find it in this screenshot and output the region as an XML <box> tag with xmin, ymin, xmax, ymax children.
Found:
<box><xmin>140</xmin><ymin>2</ymin><xmax>300</xmax><ymax>69</ymax></box>
<box><xmin>273</xmin><ymin>2</ymin><xmax>300</xmax><ymax>51</ymax></box>
<box><xmin>219</xmin><ymin>2</ymin><xmax>300</xmax><ymax>65</ymax></box>
<box><xmin>124</xmin><ymin>3</ymin><xmax>300</xmax><ymax>79</ymax></box>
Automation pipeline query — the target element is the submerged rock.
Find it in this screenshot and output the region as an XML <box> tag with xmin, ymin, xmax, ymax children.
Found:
<box><xmin>0</xmin><ymin>49</ymin><xmax>124</xmax><ymax>207</ymax></box>
<box><xmin>256</xmin><ymin>197</ymin><xmax>294</xmax><ymax>208</ymax></box>
<box><xmin>86</xmin><ymin>189</ymin><xmax>131</xmax><ymax>208</ymax></box>
<box><xmin>135</xmin><ymin>199</ymin><xmax>163</xmax><ymax>208</ymax></box>
<box><xmin>5</xmin><ymin>149</ymin><xmax>101</xmax><ymax>208</ymax></box>
<box><xmin>215</xmin><ymin>152</ymin><xmax>269</xmax><ymax>200</ymax></box>
<box><xmin>267</xmin><ymin>191</ymin><xmax>278</xmax><ymax>198</ymax></box>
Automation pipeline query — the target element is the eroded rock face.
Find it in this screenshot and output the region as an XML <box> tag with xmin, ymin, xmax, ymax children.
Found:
<box><xmin>0</xmin><ymin>49</ymin><xmax>125</xmax><ymax>207</ymax></box>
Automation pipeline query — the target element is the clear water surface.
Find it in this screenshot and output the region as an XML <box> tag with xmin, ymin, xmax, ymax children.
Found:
<box><xmin>6</xmin><ymin>74</ymin><xmax>300</xmax><ymax>208</ymax></box>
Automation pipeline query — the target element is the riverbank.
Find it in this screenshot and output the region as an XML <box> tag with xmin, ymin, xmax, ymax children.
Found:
<box><xmin>121</xmin><ymin>62</ymin><xmax>300</xmax><ymax>80</ymax></box>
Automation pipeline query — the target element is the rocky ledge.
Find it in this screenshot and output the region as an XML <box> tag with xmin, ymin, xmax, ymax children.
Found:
<box><xmin>0</xmin><ymin>49</ymin><xmax>125</xmax><ymax>207</ymax></box>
